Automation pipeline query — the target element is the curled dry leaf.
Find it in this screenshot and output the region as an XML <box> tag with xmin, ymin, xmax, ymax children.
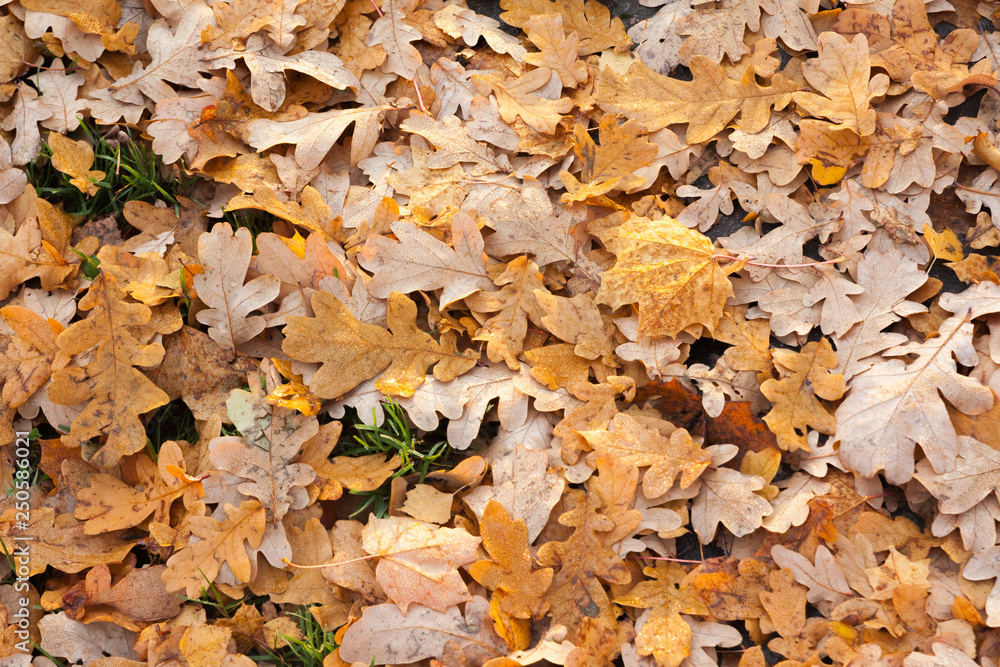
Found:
<box><xmin>595</xmin><ymin>214</ymin><xmax>734</xmax><ymax>339</ymax></box>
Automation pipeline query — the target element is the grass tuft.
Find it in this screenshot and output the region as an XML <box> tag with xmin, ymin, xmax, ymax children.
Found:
<box><xmin>338</xmin><ymin>397</ymin><xmax>451</xmax><ymax>518</ymax></box>
<box><xmin>25</xmin><ymin>120</ymin><xmax>198</xmax><ymax>223</ymax></box>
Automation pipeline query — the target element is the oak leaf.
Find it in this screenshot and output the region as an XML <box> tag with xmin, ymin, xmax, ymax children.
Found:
<box><xmin>594</xmin><ymin>213</ymin><xmax>734</xmax><ymax>339</ymax></box>
<box><xmin>792</xmin><ymin>33</ymin><xmax>888</xmax><ymax>136</ymax></box>
<box><xmin>338</xmin><ymin>597</ymin><xmax>506</xmax><ymax>666</ymax></box>
<box><xmin>107</xmin><ymin>7</ymin><xmax>223</xmax><ymax>105</ymax></box>
<box><xmin>361</xmin><ymin>516</ymin><xmax>481</xmax><ymax>613</ymax></box>
<box><xmin>580</xmin><ymin>413</ymin><xmax>712</xmax><ymax>498</ymax></box>
<box><xmin>759</xmin><ymin>568</ymin><xmax>807</xmax><ymax>639</ymax></box>
<box><xmin>208</xmin><ymin>34</ymin><xmax>357</xmax><ymax>112</ymax></box>
<box><xmin>684</xmin><ymin>557</ymin><xmax>769</xmax><ymax>623</ymax></box>
<box><xmin>713</xmin><ymin>306</ymin><xmax>773</xmax><ymax>375</ymax></box>
<box><xmin>201</xmin><ymin>0</ymin><xmax>306</xmax><ymax>50</ymax></box>
<box><xmin>472</xmin><ymin>68</ymin><xmax>574</xmax><ymax>135</ymax></box>
<box><xmin>434</xmin><ymin>4</ymin><xmax>526</xmax><ymax>61</ymax></box>
<box><xmin>683</xmin><ymin>616</ymin><xmax>743</xmax><ymax>667</ymax></box>
<box><xmin>0</xmin><ymin>304</ymin><xmax>71</xmax><ymax>408</ymax></box>
<box><xmin>283</xmin><ymin>289</ymin><xmax>477</xmax><ymax>398</ymax></box>
<box><xmin>121</xmin><ymin>198</ymin><xmax>208</xmax><ymax>257</ymax></box>
<box><xmin>762</xmin><ymin>473</ymin><xmax>832</xmax><ymax>534</ymax></box>
<box><xmin>247</xmin><ymin>104</ymin><xmax>394</xmax><ymax>170</ymax></box>
<box><xmin>465</xmin><ymin>255</ymin><xmax>547</xmax><ymax>370</ymax></box>
<box><xmin>534</xmin><ymin>290</ymin><xmax>617</xmax><ymax>364</ymax></box>
<box><xmin>400</xmin><ymin>112</ymin><xmax>513</xmax><ymax>175</ymax></box>
<box><xmin>498</xmin><ymin>0</ymin><xmax>630</xmax><ymax>55</ymax></box>
<box><xmin>366</xmin><ymin>1</ymin><xmax>421</xmax><ymax>79</ymax></box>
<box><xmin>675</xmin><ymin>0</ymin><xmax>769</xmax><ymax>65</ymax></box>
<box><xmin>835</xmin><ymin>315</ymin><xmax>994</xmax><ymax>484</ymax></box>
<box><xmin>324</xmin><ymin>453</ymin><xmax>401</xmax><ymax>495</ymax></box>
<box><xmin>691</xmin><ymin>445</ymin><xmax>774</xmax><ymax>542</ymax></box>
<box><xmin>48</xmin><ymin>274</ymin><xmax>170</xmax><ymax>468</ymax></box>
<box><xmin>905</xmin><ymin>644</ymin><xmax>982</xmax><ymax>667</ymax></box>
<box><xmin>771</xmin><ymin>544</ymin><xmax>852</xmax><ymax>607</ymax></box>
<box><xmin>0</xmin><ymin>136</ymin><xmax>27</xmax><ymax>205</ymax></box>
<box><xmin>324</xmin><ymin>519</ymin><xmax>386</xmax><ymax>604</ymax></box>
<box><xmin>833</xmin><ymin>248</ymin><xmax>927</xmax><ymax>379</ymax></box>
<box><xmin>74</xmin><ymin>440</ymin><xmax>203</xmax><ymax>534</ymax></box>
<box><xmin>20</xmin><ymin>0</ymin><xmax>137</xmax><ymax>54</ymax></box>
<box><xmin>0</xmin><ymin>507</ymin><xmax>135</xmax><ymax>576</ymax></box>
<box><xmin>914</xmin><ymin>436</ymin><xmax>1000</xmax><ymax>514</ymax></box>
<box><xmin>536</xmin><ymin>489</ymin><xmax>631</xmax><ymax>632</ymax></box>
<box><xmin>269</xmin><ymin>518</ymin><xmax>340</xmax><ymax>607</ymax></box>
<box><xmin>464</xmin><ymin>445</ymin><xmax>564</xmax><ymax>543</ymax></box>
<box><xmin>834</xmin><ymin>0</ymin><xmax>989</xmax><ymax>98</ymax></box>
<box><xmin>162</xmin><ymin>499</ymin><xmax>266</xmax><ymax>596</ymax></box>
<box><xmin>146</xmin><ymin>325</ymin><xmax>259</xmax><ymax>422</ymax></box>
<box><xmin>37</xmin><ymin>612</ymin><xmax>139</xmax><ymax>664</ymax></box>
<box><xmin>194</xmin><ymin>223</ymin><xmax>281</xmax><ymax>353</ymax></box>
<box><xmin>616</xmin><ymin>562</ymin><xmax>707</xmax><ymax>667</ymax></box>
<box><xmin>0</xmin><ymin>216</ymin><xmax>73</xmax><ymax>299</ymax></box>
<box><xmin>2</xmin><ymin>84</ymin><xmax>51</xmax><ymax>166</ymax></box>
<box><xmin>962</xmin><ymin>546</ymin><xmax>1000</xmax><ymax>626</ymax></box>
<box><xmin>865</xmin><ymin>546</ymin><xmax>929</xmax><ymax>600</ymax></box>
<box><xmin>62</xmin><ymin>563</ymin><xmax>182</xmax><ymax>624</ymax></box>
<box><xmin>482</xmin><ymin>181</ymin><xmax>599</xmax><ymax>282</ymax></box>
<box><xmin>598</xmin><ymin>58</ymin><xmax>797</xmax><ymax>143</ymax></box>
<box><xmin>469</xmin><ymin>501</ymin><xmax>553</xmax><ymax>620</ymax></box>
<box><xmin>358</xmin><ymin>212</ymin><xmax>493</xmax><ymax>307</ymax></box>
<box><xmin>560</xmin><ymin>115</ymin><xmax>657</xmax><ymax>202</ymax></box>
<box><xmin>760</xmin><ymin>338</ymin><xmax>847</xmax><ymax>452</ymax></box>
<box><xmin>523</xmin><ymin>14</ymin><xmax>587</xmax><ymax>88</ymax></box>
<box><xmin>47</xmin><ymin>132</ymin><xmax>106</xmax><ymax>195</ymax></box>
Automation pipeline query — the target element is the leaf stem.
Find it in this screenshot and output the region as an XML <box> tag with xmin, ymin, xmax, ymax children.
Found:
<box><xmin>712</xmin><ymin>255</ymin><xmax>846</xmax><ymax>269</ymax></box>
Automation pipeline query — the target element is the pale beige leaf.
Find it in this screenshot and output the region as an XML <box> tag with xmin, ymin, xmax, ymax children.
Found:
<box><xmin>366</xmin><ymin>1</ymin><xmax>421</xmax><ymax>79</ymax></box>
<box><xmin>835</xmin><ymin>315</ymin><xmax>994</xmax><ymax>484</ymax></box>
<box><xmin>792</xmin><ymin>32</ymin><xmax>888</xmax><ymax>136</ymax></box>
<box><xmin>361</xmin><ymin>516</ymin><xmax>481</xmax><ymax>612</ymax></box>
<box><xmin>358</xmin><ymin>213</ymin><xmax>493</xmax><ymax>307</ymax></box>
<box><xmin>434</xmin><ymin>4</ymin><xmax>526</xmax><ymax>60</ymax></box>
<box><xmin>338</xmin><ymin>597</ymin><xmax>506</xmax><ymax>664</ymax></box>
<box><xmin>691</xmin><ymin>447</ymin><xmax>772</xmax><ymax>542</ymax></box>
<box><xmin>247</xmin><ymin>105</ymin><xmax>393</xmax><ymax>170</ymax></box>
<box><xmin>771</xmin><ymin>545</ymin><xmax>852</xmax><ymax>606</ymax></box>
<box><xmin>914</xmin><ymin>436</ymin><xmax>1000</xmax><ymax>514</ymax></box>
<box><xmin>463</xmin><ymin>445</ymin><xmax>564</xmax><ymax>542</ymax></box>
<box><xmin>194</xmin><ymin>223</ymin><xmax>281</xmax><ymax>352</ymax></box>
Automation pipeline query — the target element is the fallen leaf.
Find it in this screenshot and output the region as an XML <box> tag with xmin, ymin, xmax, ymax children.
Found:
<box><xmin>361</xmin><ymin>516</ymin><xmax>481</xmax><ymax>613</ymax></box>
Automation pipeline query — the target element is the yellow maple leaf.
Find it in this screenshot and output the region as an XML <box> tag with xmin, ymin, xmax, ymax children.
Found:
<box><xmin>594</xmin><ymin>214</ymin><xmax>734</xmax><ymax>338</ymax></box>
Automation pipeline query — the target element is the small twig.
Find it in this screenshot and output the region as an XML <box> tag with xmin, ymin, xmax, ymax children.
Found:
<box><xmin>628</xmin><ymin>555</ymin><xmax>705</xmax><ymax>564</ymax></box>
<box><xmin>713</xmin><ymin>255</ymin><xmax>846</xmax><ymax>269</ymax></box>
<box><xmin>283</xmin><ymin>554</ymin><xmax>376</xmax><ymax>569</ymax></box>
<box><xmin>368</xmin><ymin>0</ymin><xmax>384</xmax><ymax>16</ymax></box>
<box><xmin>412</xmin><ymin>79</ymin><xmax>428</xmax><ymax>114</ymax></box>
